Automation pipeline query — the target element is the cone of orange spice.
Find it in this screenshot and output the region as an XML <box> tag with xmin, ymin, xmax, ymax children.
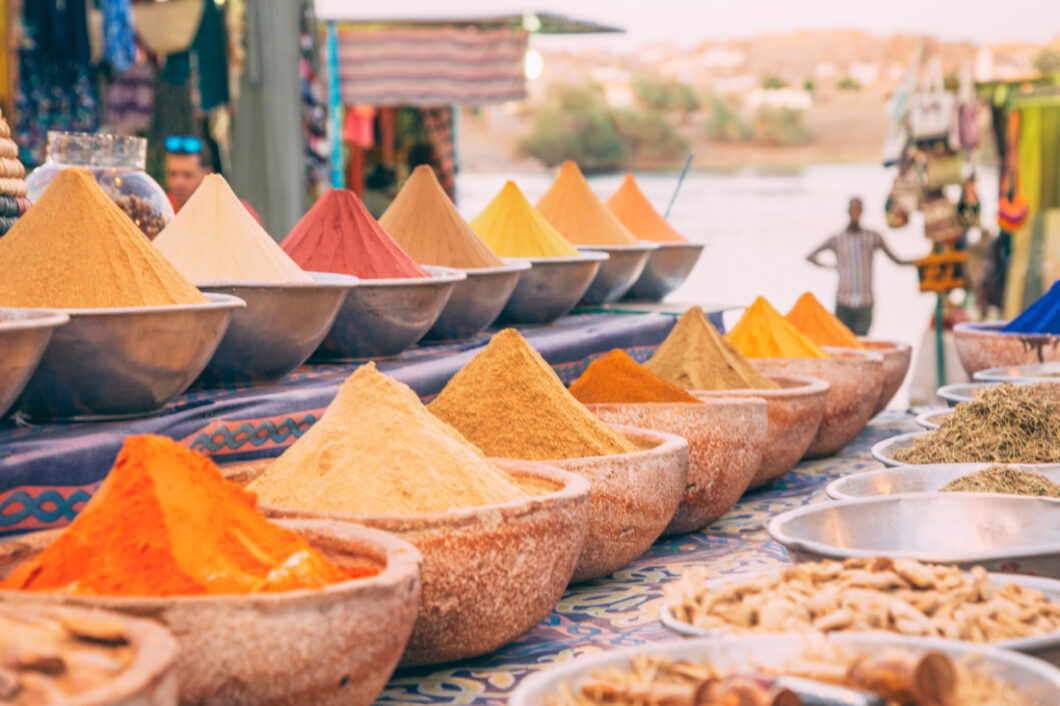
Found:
<box><xmin>784</xmin><ymin>292</ymin><xmax>866</xmax><ymax>350</ymax></box>
<box><xmin>570</xmin><ymin>350</ymin><xmax>702</xmax><ymax>404</ymax></box>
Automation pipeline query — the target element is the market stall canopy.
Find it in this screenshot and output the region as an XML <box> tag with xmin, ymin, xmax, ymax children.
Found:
<box><xmin>312</xmin><ymin>2</ymin><xmax>623</xmax><ymax>34</ymax></box>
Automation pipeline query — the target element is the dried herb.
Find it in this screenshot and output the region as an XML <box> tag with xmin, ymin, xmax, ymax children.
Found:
<box><xmin>940</xmin><ymin>465</ymin><xmax>1060</xmax><ymax>497</ymax></box>
<box><xmin>894</xmin><ymin>383</ymin><xmax>1060</xmax><ymax>464</ymax></box>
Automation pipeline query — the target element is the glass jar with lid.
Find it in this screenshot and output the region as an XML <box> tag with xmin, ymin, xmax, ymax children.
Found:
<box><xmin>25</xmin><ymin>132</ymin><xmax>174</xmax><ymax>240</ymax></box>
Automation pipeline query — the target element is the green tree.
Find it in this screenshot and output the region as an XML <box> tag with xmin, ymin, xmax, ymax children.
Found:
<box><xmin>1034</xmin><ymin>49</ymin><xmax>1060</xmax><ymax>75</ymax></box>
<box><xmin>612</xmin><ymin>109</ymin><xmax>689</xmax><ymax>162</ymax></box>
<box><xmin>751</xmin><ymin>106</ymin><xmax>812</xmax><ymax>145</ymax></box>
<box><xmin>632</xmin><ymin>75</ymin><xmax>700</xmax><ymax>113</ymax></box>
<box><xmin>836</xmin><ymin>75</ymin><xmax>862</xmax><ymax>91</ymax></box>
<box><xmin>519</xmin><ymin>83</ymin><xmax>628</xmax><ymax>170</ymax></box>
<box><xmin>803</xmin><ymin>78</ymin><xmax>815</xmax><ymax>93</ymax></box>
<box><xmin>762</xmin><ymin>74</ymin><xmax>788</xmax><ymax>90</ymax></box>
<box><xmin>703</xmin><ymin>95</ymin><xmax>751</xmax><ymax>142</ymax></box>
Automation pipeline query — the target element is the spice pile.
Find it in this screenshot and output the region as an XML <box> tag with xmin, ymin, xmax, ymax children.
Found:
<box><xmin>569</xmin><ymin>349</ymin><xmax>702</xmax><ymax>404</ymax></box>
<box><xmin>470</xmin><ymin>180</ymin><xmax>579</xmax><ymax>257</ymax></box>
<box><xmin>726</xmin><ymin>297</ymin><xmax>829</xmax><ymax>359</ymax></box>
<box><xmin>380</xmin><ymin>165</ymin><xmax>503</xmax><ymax>269</ymax></box>
<box><xmin>605</xmin><ymin>173</ymin><xmax>687</xmax><ymax>243</ymax></box>
<box><xmin>893</xmin><ymin>383</ymin><xmax>1060</xmax><ymax>464</ymax></box>
<box><xmin>1003</xmin><ymin>279</ymin><xmax>1060</xmax><ymax>334</ymax></box>
<box><xmin>536</xmin><ymin>161</ymin><xmax>640</xmax><ymax>246</ymax></box>
<box><xmin>429</xmin><ymin>329</ymin><xmax>638</xmax><ymax>460</ymax></box>
<box><xmin>154</xmin><ymin>174</ymin><xmax>310</xmax><ymax>283</ymax></box>
<box><xmin>0</xmin><ymin>168</ymin><xmax>205</xmax><ymax>308</ymax></box>
<box><xmin>0</xmin><ymin>108</ymin><xmax>27</xmax><ymax>238</ymax></box>
<box><xmin>666</xmin><ymin>556</ymin><xmax>1060</xmax><ymax>641</ymax></box>
<box><xmin>1</xmin><ymin>435</ymin><xmax>360</xmax><ymax>596</ymax></box>
<box><xmin>249</xmin><ymin>362</ymin><xmax>529</xmax><ymax>514</ymax></box>
<box><xmin>646</xmin><ymin>306</ymin><xmax>779</xmax><ymax>390</ymax></box>
<box><xmin>940</xmin><ymin>465</ymin><xmax>1060</xmax><ymax>497</ymax></box>
<box><xmin>785</xmin><ymin>292</ymin><xmax>865</xmax><ymax>350</ymax></box>
<box><xmin>281</xmin><ymin>188</ymin><xmax>428</xmax><ymax>279</ymax></box>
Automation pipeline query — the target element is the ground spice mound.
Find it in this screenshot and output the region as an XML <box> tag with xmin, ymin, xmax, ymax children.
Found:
<box><xmin>893</xmin><ymin>383</ymin><xmax>1060</xmax><ymax>464</ymax></box>
<box><xmin>470</xmin><ymin>180</ymin><xmax>579</xmax><ymax>257</ymax></box>
<box><xmin>785</xmin><ymin>292</ymin><xmax>865</xmax><ymax>349</ymax></box>
<box><xmin>536</xmin><ymin>161</ymin><xmax>639</xmax><ymax>246</ymax></box>
<box><xmin>249</xmin><ymin>362</ymin><xmax>528</xmax><ymax>514</ymax></box>
<box><xmin>570</xmin><ymin>349</ymin><xmax>702</xmax><ymax>404</ymax></box>
<box><xmin>941</xmin><ymin>465</ymin><xmax>1060</xmax><ymax>497</ymax></box>
<box><xmin>282</xmin><ymin>188</ymin><xmax>428</xmax><ymax>279</ymax></box>
<box><xmin>605</xmin><ymin>173</ymin><xmax>688</xmax><ymax>243</ymax></box>
<box><xmin>1</xmin><ymin>435</ymin><xmax>359</xmax><ymax>596</ymax></box>
<box><xmin>0</xmin><ymin>168</ymin><xmax>205</xmax><ymax>308</ymax></box>
<box><xmin>379</xmin><ymin>165</ymin><xmax>503</xmax><ymax>268</ymax></box>
<box><xmin>154</xmin><ymin>174</ymin><xmax>310</xmax><ymax>283</ymax></box>
<box><xmin>429</xmin><ymin>329</ymin><xmax>638</xmax><ymax>460</ymax></box>
<box><xmin>725</xmin><ymin>297</ymin><xmax>830</xmax><ymax>359</ymax></box>
<box><xmin>646</xmin><ymin>306</ymin><xmax>779</xmax><ymax>390</ymax></box>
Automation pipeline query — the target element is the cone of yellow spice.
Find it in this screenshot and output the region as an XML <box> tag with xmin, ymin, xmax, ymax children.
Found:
<box><xmin>605</xmin><ymin>174</ymin><xmax>688</xmax><ymax>243</ymax></box>
<box><xmin>536</xmin><ymin>161</ymin><xmax>640</xmax><ymax>246</ymax></box>
<box><xmin>429</xmin><ymin>329</ymin><xmax>637</xmax><ymax>460</ymax></box>
<box><xmin>726</xmin><ymin>297</ymin><xmax>829</xmax><ymax>359</ymax></box>
<box><xmin>785</xmin><ymin>292</ymin><xmax>866</xmax><ymax>350</ymax></box>
<box><xmin>470</xmin><ymin>181</ymin><xmax>579</xmax><ymax>258</ymax></box>
<box><xmin>570</xmin><ymin>349</ymin><xmax>702</xmax><ymax>404</ymax></box>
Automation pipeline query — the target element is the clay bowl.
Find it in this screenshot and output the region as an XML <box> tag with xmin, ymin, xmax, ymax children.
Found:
<box><xmin>0</xmin><ymin>520</ymin><xmax>423</xmax><ymax>706</ymax></box>
<box><xmin>860</xmin><ymin>338</ymin><xmax>913</xmax><ymax>415</ymax></box>
<box><xmin>226</xmin><ymin>459</ymin><xmax>590</xmax><ymax>667</ymax></box>
<box><xmin>586</xmin><ymin>406</ymin><xmax>761</xmax><ymax>538</ymax></box>
<box><xmin>954</xmin><ymin>321</ymin><xmax>1060</xmax><ymax>376</ymax></box>
<box><xmin>0</xmin><ymin>603</ymin><xmax>180</xmax><ymax>706</ymax></box>
<box><xmin>752</xmin><ymin>347</ymin><xmax>884</xmax><ymax>459</ymax></box>
<box><xmin>692</xmin><ymin>375</ymin><xmax>829</xmax><ymax>489</ymax></box>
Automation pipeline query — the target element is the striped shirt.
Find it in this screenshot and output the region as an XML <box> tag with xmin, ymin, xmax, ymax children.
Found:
<box><xmin>823</xmin><ymin>228</ymin><xmax>885</xmax><ymax>308</ymax></box>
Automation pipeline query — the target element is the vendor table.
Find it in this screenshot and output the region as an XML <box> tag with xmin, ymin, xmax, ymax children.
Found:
<box><xmin>378</xmin><ymin>410</ymin><xmax>918</xmax><ymax>705</ymax></box>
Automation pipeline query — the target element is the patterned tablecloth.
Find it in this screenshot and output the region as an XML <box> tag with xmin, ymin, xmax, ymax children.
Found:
<box><xmin>378</xmin><ymin>410</ymin><xmax>919</xmax><ymax>705</ymax></box>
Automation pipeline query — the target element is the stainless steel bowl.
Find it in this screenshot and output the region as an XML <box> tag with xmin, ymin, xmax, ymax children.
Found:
<box><xmin>937</xmin><ymin>380</ymin><xmax>1042</xmax><ymax>406</ymax></box>
<box><xmin>768</xmin><ymin>492</ymin><xmax>1060</xmax><ymax>576</ymax></box>
<box><xmin>510</xmin><ymin>632</ymin><xmax>1060</xmax><ymax>706</ymax></box>
<box><xmin>421</xmin><ymin>260</ymin><xmax>530</xmax><ymax>342</ymax></box>
<box><xmin>872</xmin><ymin>430</ymin><xmax>1060</xmax><ymax>469</ymax></box>
<box><xmin>827</xmin><ymin>463</ymin><xmax>1060</xmax><ymax>500</ymax></box>
<box><xmin>195</xmin><ymin>272</ymin><xmax>356</xmax><ymax>386</ymax></box>
<box><xmin>623</xmin><ymin>242</ymin><xmax>705</xmax><ymax>302</ymax></box>
<box><xmin>497</xmin><ymin>252</ymin><xmax>608</xmax><ymax>325</ymax></box>
<box><xmin>578</xmin><ymin>243</ymin><xmax>656</xmax><ymax>304</ymax></box>
<box><xmin>312</xmin><ymin>266</ymin><xmax>464</xmax><ymax>361</ymax></box>
<box><xmin>915</xmin><ymin>407</ymin><xmax>953</xmax><ymax>429</ymax></box>
<box><xmin>975</xmin><ymin>362</ymin><xmax>1060</xmax><ymax>383</ymax></box>
<box><xmin>16</xmin><ymin>293</ymin><xmax>244</xmax><ymax>422</ymax></box>
<box><xmin>0</xmin><ymin>309</ymin><xmax>69</xmax><ymax>417</ymax></box>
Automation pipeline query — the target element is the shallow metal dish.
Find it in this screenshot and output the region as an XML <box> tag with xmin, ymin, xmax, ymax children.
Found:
<box><xmin>937</xmin><ymin>379</ymin><xmax>1041</xmax><ymax>406</ymax></box>
<box><xmin>497</xmin><ymin>252</ymin><xmax>607</xmax><ymax>325</ymax></box>
<box><xmin>578</xmin><ymin>243</ymin><xmax>656</xmax><ymax>304</ymax></box>
<box><xmin>509</xmin><ymin>632</ymin><xmax>1060</xmax><ymax>706</ymax></box>
<box><xmin>915</xmin><ymin>407</ymin><xmax>953</xmax><ymax>429</ymax></box>
<box><xmin>827</xmin><ymin>463</ymin><xmax>1060</xmax><ymax>500</ymax></box>
<box><xmin>976</xmin><ymin>362</ymin><xmax>1060</xmax><ymax>383</ymax></box>
<box><xmin>312</xmin><ymin>266</ymin><xmax>464</xmax><ymax>361</ymax></box>
<box><xmin>196</xmin><ymin>272</ymin><xmax>356</xmax><ymax>386</ymax></box>
<box><xmin>0</xmin><ymin>308</ymin><xmax>69</xmax><ymax>417</ymax></box>
<box><xmin>872</xmin><ymin>430</ymin><xmax>1060</xmax><ymax>469</ymax></box>
<box><xmin>623</xmin><ymin>242</ymin><xmax>704</xmax><ymax>302</ymax></box>
<box><xmin>421</xmin><ymin>260</ymin><xmax>530</xmax><ymax>342</ymax></box>
<box><xmin>768</xmin><ymin>492</ymin><xmax>1060</xmax><ymax>576</ymax></box>
<box><xmin>16</xmin><ymin>293</ymin><xmax>244</xmax><ymax>422</ymax></box>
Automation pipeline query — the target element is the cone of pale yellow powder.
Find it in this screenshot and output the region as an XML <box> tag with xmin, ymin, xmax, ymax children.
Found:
<box><xmin>535</xmin><ymin>161</ymin><xmax>640</xmax><ymax>246</ymax></box>
<box><xmin>470</xmin><ymin>181</ymin><xmax>579</xmax><ymax>258</ymax></box>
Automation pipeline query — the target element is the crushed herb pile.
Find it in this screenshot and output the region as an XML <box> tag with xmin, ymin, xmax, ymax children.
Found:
<box><xmin>894</xmin><ymin>383</ymin><xmax>1060</xmax><ymax>464</ymax></box>
<box><xmin>940</xmin><ymin>465</ymin><xmax>1060</xmax><ymax>497</ymax></box>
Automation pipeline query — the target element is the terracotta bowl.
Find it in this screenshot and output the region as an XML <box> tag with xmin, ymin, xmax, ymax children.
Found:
<box><xmin>547</xmin><ymin>424</ymin><xmax>689</xmax><ymax>576</ymax></box>
<box><xmin>954</xmin><ymin>321</ymin><xmax>1060</xmax><ymax>376</ymax></box>
<box><xmin>859</xmin><ymin>339</ymin><xmax>913</xmax><ymax>415</ymax></box>
<box><xmin>227</xmin><ymin>459</ymin><xmax>591</xmax><ymax>667</ymax></box>
<box><xmin>0</xmin><ymin>520</ymin><xmax>423</xmax><ymax>706</ymax></box>
<box><xmin>692</xmin><ymin>375</ymin><xmax>828</xmax><ymax>490</ymax></box>
<box><xmin>752</xmin><ymin>347</ymin><xmax>884</xmax><ymax>459</ymax></box>
<box><xmin>584</xmin><ymin>407</ymin><xmax>759</xmax><ymax>538</ymax></box>
<box><xmin>0</xmin><ymin>603</ymin><xmax>180</xmax><ymax>706</ymax></box>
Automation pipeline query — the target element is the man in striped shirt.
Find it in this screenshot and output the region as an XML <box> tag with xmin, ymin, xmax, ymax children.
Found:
<box><xmin>806</xmin><ymin>198</ymin><xmax>911</xmax><ymax>336</ymax></box>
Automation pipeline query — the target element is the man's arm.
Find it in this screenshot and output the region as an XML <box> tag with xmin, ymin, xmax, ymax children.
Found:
<box><xmin>806</xmin><ymin>237</ymin><xmax>836</xmax><ymax>268</ymax></box>
<box><xmin>876</xmin><ymin>233</ymin><xmax>914</xmax><ymax>266</ymax></box>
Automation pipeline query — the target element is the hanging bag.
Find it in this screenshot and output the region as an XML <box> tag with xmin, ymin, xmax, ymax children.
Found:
<box><xmin>923</xmin><ymin>196</ymin><xmax>964</xmax><ymax>244</ymax></box>
<box><xmin>909</xmin><ymin>60</ymin><xmax>956</xmax><ymax>141</ymax></box>
<box><xmin>924</xmin><ymin>149</ymin><xmax>965</xmax><ymax>190</ymax></box>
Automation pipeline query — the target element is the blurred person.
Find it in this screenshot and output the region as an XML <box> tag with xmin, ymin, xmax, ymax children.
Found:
<box><xmin>164</xmin><ymin>135</ymin><xmax>261</xmax><ymax>224</ymax></box>
<box><xmin>806</xmin><ymin>197</ymin><xmax>912</xmax><ymax>336</ymax></box>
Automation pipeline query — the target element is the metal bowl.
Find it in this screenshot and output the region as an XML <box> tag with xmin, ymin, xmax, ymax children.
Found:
<box><xmin>16</xmin><ymin>294</ymin><xmax>244</xmax><ymax>422</ymax></box>
<box><xmin>577</xmin><ymin>243</ymin><xmax>656</xmax><ymax>304</ymax></box>
<box><xmin>937</xmin><ymin>380</ymin><xmax>1041</xmax><ymax>406</ymax></box>
<box><xmin>312</xmin><ymin>266</ymin><xmax>464</xmax><ymax>361</ymax></box>
<box><xmin>976</xmin><ymin>362</ymin><xmax>1060</xmax><ymax>383</ymax></box>
<box><xmin>0</xmin><ymin>308</ymin><xmax>69</xmax><ymax>417</ymax></box>
<box><xmin>420</xmin><ymin>260</ymin><xmax>530</xmax><ymax>342</ymax></box>
<box><xmin>623</xmin><ymin>242</ymin><xmax>705</xmax><ymax>302</ymax></box>
<box><xmin>915</xmin><ymin>407</ymin><xmax>954</xmax><ymax>429</ymax></box>
<box><xmin>510</xmin><ymin>632</ymin><xmax>1060</xmax><ymax>706</ymax></box>
<box><xmin>195</xmin><ymin>273</ymin><xmax>356</xmax><ymax>386</ymax></box>
<box><xmin>827</xmin><ymin>462</ymin><xmax>1060</xmax><ymax>501</ymax></box>
<box><xmin>954</xmin><ymin>321</ymin><xmax>1060</xmax><ymax>376</ymax></box>
<box><xmin>768</xmin><ymin>492</ymin><xmax>1060</xmax><ymax>575</ymax></box>
<box><xmin>497</xmin><ymin>252</ymin><xmax>608</xmax><ymax>325</ymax></box>
<box><xmin>871</xmin><ymin>431</ymin><xmax>1060</xmax><ymax>469</ymax></box>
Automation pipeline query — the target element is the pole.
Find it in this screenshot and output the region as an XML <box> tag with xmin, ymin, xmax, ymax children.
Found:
<box><xmin>325</xmin><ymin>22</ymin><xmax>345</xmax><ymax>189</ymax></box>
<box><xmin>664</xmin><ymin>153</ymin><xmax>694</xmax><ymax>218</ymax></box>
<box><xmin>934</xmin><ymin>293</ymin><xmax>946</xmax><ymax>388</ymax></box>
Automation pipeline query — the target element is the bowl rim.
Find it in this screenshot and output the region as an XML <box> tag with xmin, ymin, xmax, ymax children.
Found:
<box><xmin>690</xmin><ymin>374</ymin><xmax>830</xmax><ymax>399</ymax></box>
<box><xmin>953</xmin><ymin>320</ymin><xmax>1060</xmax><ymax>339</ymax></box>
<box><xmin>974</xmin><ymin>361</ymin><xmax>1060</xmax><ymax>382</ymax></box>
<box><xmin>767</xmin><ymin>491</ymin><xmax>1060</xmax><ymax>563</ymax></box>
<box><xmin>0</xmin><ymin>308</ymin><xmax>70</xmax><ymax>331</ymax></box>
<box><xmin>642</xmin><ymin>240</ymin><xmax>706</xmax><ymax>251</ymax></box>
<box><xmin>546</xmin><ymin>422</ymin><xmax>690</xmax><ymax>465</ymax></box>
<box><xmin>46</xmin><ymin>291</ymin><xmax>247</xmax><ymax>317</ymax></box>
<box><xmin>454</xmin><ymin>260</ymin><xmax>534</xmax><ymax>276</ymax></box>
<box><xmin>583</xmin><ymin>396</ymin><xmax>769</xmax><ymax>412</ymax></box>
<box><xmin>914</xmin><ymin>407</ymin><xmax>954</xmax><ymax>429</ymax></box>
<box><xmin>503</xmin><ymin>251</ymin><xmax>610</xmax><ymax>264</ymax></box>
<box><xmin>858</xmin><ymin>337</ymin><xmax>913</xmax><ymax>352</ymax></box>
<box><xmin>937</xmin><ymin>379</ymin><xmax>1044</xmax><ymax>405</ymax></box>
<box><xmin>749</xmin><ymin>348</ymin><xmax>884</xmax><ymax>365</ymax></box>
<box><xmin>826</xmin><ymin>461</ymin><xmax>1060</xmax><ymax>501</ymax></box>
<box><xmin>870</xmin><ymin>430</ymin><xmax>928</xmax><ymax>466</ymax></box>
<box><xmin>197</xmin><ymin>271</ymin><xmax>359</xmax><ymax>289</ymax></box>
<box><xmin>576</xmin><ymin>242</ymin><xmax>659</xmax><ymax>253</ymax></box>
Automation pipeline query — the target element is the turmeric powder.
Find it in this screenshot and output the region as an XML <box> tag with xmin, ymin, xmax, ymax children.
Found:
<box><xmin>725</xmin><ymin>297</ymin><xmax>830</xmax><ymax>359</ymax></box>
<box><xmin>1</xmin><ymin>435</ymin><xmax>362</xmax><ymax>597</ymax></box>
<box><xmin>785</xmin><ymin>292</ymin><xmax>866</xmax><ymax>350</ymax></box>
<box><xmin>570</xmin><ymin>349</ymin><xmax>703</xmax><ymax>404</ymax></box>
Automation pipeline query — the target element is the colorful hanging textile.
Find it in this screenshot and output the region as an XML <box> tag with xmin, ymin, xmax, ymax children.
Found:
<box><xmin>107</xmin><ymin>60</ymin><xmax>155</xmax><ymax>132</ymax></box>
<box><xmin>333</xmin><ymin>25</ymin><xmax>527</xmax><ymax>105</ymax></box>
<box><xmin>102</xmin><ymin>0</ymin><xmax>137</xmax><ymax>74</ymax></box>
<box><xmin>421</xmin><ymin>107</ymin><xmax>456</xmax><ymax>200</ymax></box>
